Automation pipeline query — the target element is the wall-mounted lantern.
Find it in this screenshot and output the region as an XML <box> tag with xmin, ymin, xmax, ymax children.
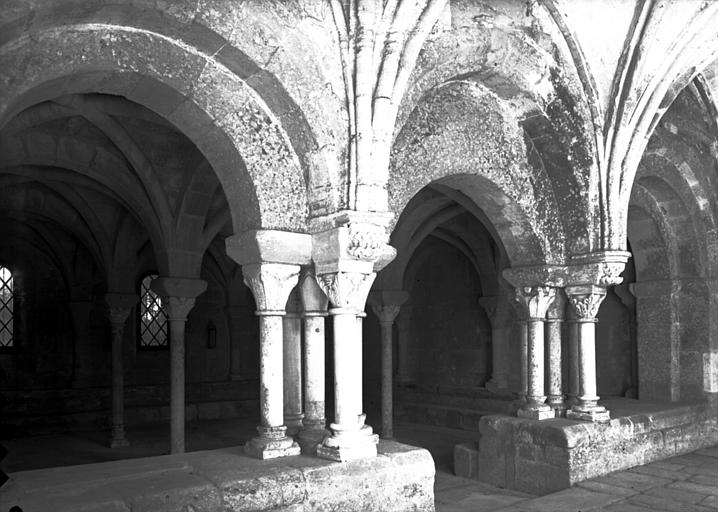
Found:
<box><xmin>207</xmin><ymin>321</ymin><xmax>217</xmax><ymax>349</ymax></box>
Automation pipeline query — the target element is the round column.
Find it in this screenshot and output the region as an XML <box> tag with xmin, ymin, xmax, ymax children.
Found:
<box><xmin>150</xmin><ymin>277</ymin><xmax>208</xmax><ymax>455</ymax></box>
<box><xmin>316</xmin><ymin>270</ymin><xmax>379</xmax><ymax>462</ymax></box>
<box><xmin>545</xmin><ymin>289</ymin><xmax>566</xmax><ymax>415</ymax></box>
<box><xmin>283</xmin><ymin>293</ymin><xmax>304</xmax><ymax>435</ymax></box>
<box><xmin>565</xmin><ymin>285</ymin><xmax>610</xmax><ymax>422</ymax></box>
<box><xmin>515</xmin><ymin>286</ymin><xmax>555</xmax><ymax>420</ymax></box>
<box><xmin>105</xmin><ymin>293</ymin><xmax>138</xmax><ymax>449</ymax></box>
<box><xmin>297</xmin><ymin>272</ymin><xmax>329</xmax><ymax>454</ymax></box>
<box><xmin>242</xmin><ymin>263</ymin><xmax>301</xmax><ymax>459</ymax></box>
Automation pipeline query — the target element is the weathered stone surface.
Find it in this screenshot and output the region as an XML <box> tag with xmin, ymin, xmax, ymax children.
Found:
<box><xmin>453</xmin><ymin>442</ymin><xmax>479</xmax><ymax>479</ymax></box>
<box><xmin>477</xmin><ymin>401</ymin><xmax>718</xmax><ymax>494</ymax></box>
<box><xmin>2</xmin><ymin>441</ymin><xmax>435</xmax><ymax>512</ymax></box>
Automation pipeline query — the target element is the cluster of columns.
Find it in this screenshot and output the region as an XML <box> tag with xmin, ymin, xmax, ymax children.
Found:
<box><xmin>225</xmin><ymin>221</ymin><xmax>394</xmax><ymax>462</ymax></box>
<box><xmin>505</xmin><ymin>253</ymin><xmax>630</xmax><ymax>423</ymax></box>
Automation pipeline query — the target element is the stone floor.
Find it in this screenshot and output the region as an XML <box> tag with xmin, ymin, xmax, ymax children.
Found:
<box><xmin>3</xmin><ymin>418</ymin><xmax>718</xmax><ymax>511</ymax></box>
<box><xmin>432</xmin><ymin>446</ymin><xmax>718</xmax><ymax>511</ymax></box>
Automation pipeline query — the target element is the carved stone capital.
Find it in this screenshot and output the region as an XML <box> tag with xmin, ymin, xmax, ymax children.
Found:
<box><xmin>316</xmin><ymin>271</ymin><xmax>376</xmax><ymax>312</ymax></box>
<box><xmin>150</xmin><ymin>277</ymin><xmax>206</xmax><ymax>321</ymax></box>
<box><xmin>165</xmin><ymin>296</ymin><xmax>197</xmax><ymax>321</ymax></box>
<box><xmin>514</xmin><ymin>286</ymin><xmax>556</xmax><ymax>320</ymax></box>
<box><xmin>565</xmin><ymin>285</ymin><xmax>607</xmax><ymax>321</ymax></box>
<box><xmin>299</xmin><ymin>269</ymin><xmax>329</xmax><ymax>314</ymax></box>
<box><xmin>311</xmin><ymin>212</ymin><xmax>397</xmax><ymax>275</ymax></box>
<box><xmin>370</xmin><ymin>304</ymin><xmax>402</xmax><ymax>324</ymax></box>
<box><xmin>478</xmin><ymin>296</ymin><xmax>498</xmax><ymax>326</ymax></box>
<box><xmin>546</xmin><ymin>288</ymin><xmax>566</xmax><ymax>321</ymax></box>
<box><xmin>242</xmin><ymin>263</ymin><xmax>300</xmax><ymax>313</ymax></box>
<box><xmin>105</xmin><ymin>293</ymin><xmax>139</xmax><ymax>328</ymax></box>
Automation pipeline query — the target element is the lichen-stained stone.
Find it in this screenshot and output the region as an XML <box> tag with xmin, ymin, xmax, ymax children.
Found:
<box><xmin>477</xmin><ymin>402</ymin><xmax>718</xmax><ymax>495</ymax></box>
<box><xmin>390</xmin><ymin>81</ymin><xmax>565</xmax><ymax>266</ymax></box>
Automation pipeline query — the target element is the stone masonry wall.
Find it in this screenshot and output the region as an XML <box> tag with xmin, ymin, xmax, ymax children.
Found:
<box><xmin>477</xmin><ymin>403</ymin><xmax>718</xmax><ymax>495</ymax></box>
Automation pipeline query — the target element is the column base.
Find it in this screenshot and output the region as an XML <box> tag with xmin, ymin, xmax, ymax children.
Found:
<box><xmin>486</xmin><ymin>379</ymin><xmax>509</xmax><ymax>393</ymax></box>
<box><xmin>547</xmin><ymin>397</ymin><xmax>567</xmax><ymax>418</ymax></box>
<box><xmin>517</xmin><ymin>404</ymin><xmax>554</xmax><ymax>420</ymax></box>
<box><xmin>566</xmin><ymin>406</ymin><xmax>610</xmax><ymax>423</ymax></box>
<box><xmin>110</xmin><ymin>426</ymin><xmax>130</xmax><ymax>448</ymax></box>
<box><xmin>245</xmin><ymin>426</ymin><xmax>300</xmax><ymax>459</ymax></box>
<box><xmin>297</xmin><ymin>426</ymin><xmax>330</xmax><ymax>455</ymax></box>
<box><xmin>317</xmin><ymin>425</ymin><xmax>379</xmax><ymax>462</ymax></box>
<box><xmin>109</xmin><ymin>437</ymin><xmax>130</xmax><ymax>448</ymax></box>
<box><xmin>284</xmin><ymin>414</ymin><xmax>304</xmax><ymax>436</ymax></box>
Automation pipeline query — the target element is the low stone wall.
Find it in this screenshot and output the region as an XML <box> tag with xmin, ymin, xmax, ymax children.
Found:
<box><xmin>395</xmin><ymin>387</ymin><xmax>514</xmax><ymax>431</ymax></box>
<box><xmin>473</xmin><ymin>401</ymin><xmax>718</xmax><ymax>495</ymax></box>
<box><xmin>2</xmin><ymin>441</ymin><xmax>435</xmax><ymax>512</ymax></box>
<box><xmin>1</xmin><ymin>380</ymin><xmax>259</xmax><ymax>434</ymax></box>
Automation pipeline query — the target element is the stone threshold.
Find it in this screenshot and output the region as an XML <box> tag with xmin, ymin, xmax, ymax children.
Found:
<box><xmin>1</xmin><ymin>441</ymin><xmax>435</xmax><ymax>512</ymax></box>
<box><xmin>456</xmin><ymin>398</ymin><xmax>718</xmax><ymax>495</ymax></box>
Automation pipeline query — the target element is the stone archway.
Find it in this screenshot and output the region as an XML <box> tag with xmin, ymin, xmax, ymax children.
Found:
<box><xmin>0</xmin><ymin>21</ymin><xmax>309</xmax><ymax>236</ymax></box>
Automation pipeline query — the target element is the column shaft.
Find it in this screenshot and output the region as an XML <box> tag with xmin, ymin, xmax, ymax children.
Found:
<box><xmin>518</xmin><ymin>320</ymin><xmax>528</xmax><ymax>401</ymax></box>
<box><xmin>303</xmin><ymin>315</ymin><xmax>326</xmax><ymax>427</ymax></box>
<box><xmin>283</xmin><ymin>313</ymin><xmax>303</xmax><ymax>434</ymax></box>
<box><xmin>380</xmin><ymin>320</ymin><xmax>393</xmax><ymax>439</ymax></box>
<box><xmin>332</xmin><ymin>311</ymin><xmax>363</xmax><ymax>428</ymax></box>
<box><xmin>169</xmin><ymin>318</ymin><xmax>186</xmax><ymax>454</ymax></box>
<box><xmin>577</xmin><ymin>320</ymin><xmax>599</xmax><ymax>406</ymax></box>
<box><xmin>110</xmin><ymin>325</ymin><xmax>128</xmax><ymax>447</ymax></box>
<box><xmin>518</xmin><ymin>319</ymin><xmax>553</xmax><ymax>420</ymax></box>
<box><xmin>545</xmin><ymin>319</ymin><xmax>564</xmax><ymax>414</ymax></box>
<box><xmin>260</xmin><ymin>314</ymin><xmax>285</xmax><ymax>428</ymax></box>
<box><xmin>567</xmin><ymin>318</ymin><xmax>579</xmax><ymax>406</ymax></box>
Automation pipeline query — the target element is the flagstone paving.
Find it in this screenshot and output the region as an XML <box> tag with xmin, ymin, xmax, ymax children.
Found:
<box><xmin>433</xmin><ymin>445</ymin><xmax>718</xmax><ymax>511</ymax></box>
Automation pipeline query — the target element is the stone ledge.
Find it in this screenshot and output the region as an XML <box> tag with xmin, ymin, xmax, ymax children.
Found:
<box><xmin>1</xmin><ymin>441</ymin><xmax>435</xmax><ymax>512</ymax></box>
<box><xmin>475</xmin><ymin>399</ymin><xmax>718</xmax><ymax>495</ymax></box>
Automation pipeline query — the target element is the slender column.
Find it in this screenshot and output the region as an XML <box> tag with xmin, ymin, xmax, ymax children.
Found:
<box><xmin>514</xmin><ymin>286</ymin><xmax>555</xmax><ymax>420</ymax></box>
<box><xmin>283</xmin><ymin>290</ymin><xmax>304</xmax><ymax>435</ymax></box>
<box><xmin>565</xmin><ymin>285</ymin><xmax>610</xmax><ymax>422</ymax></box>
<box><xmin>565</xmin><ymin>307</ymin><xmax>580</xmax><ymax>406</ymax></box>
<box><xmin>368</xmin><ymin>290</ymin><xmax>407</xmax><ymax>440</ymax></box>
<box><xmin>105</xmin><ymin>293</ymin><xmax>138</xmax><ymax>448</ymax></box>
<box><xmin>316</xmin><ymin>270</ymin><xmax>379</xmax><ymax>462</ymax></box>
<box><xmin>243</xmin><ymin>263</ymin><xmax>301</xmax><ymax>459</ymax></box>
<box><xmin>297</xmin><ymin>272</ymin><xmax>329</xmax><ymax>454</ymax></box>
<box><xmin>151</xmin><ymin>277</ymin><xmax>207</xmax><ymax>454</ymax></box>
<box><xmin>545</xmin><ymin>289</ymin><xmax>566</xmax><ymax>416</ymax></box>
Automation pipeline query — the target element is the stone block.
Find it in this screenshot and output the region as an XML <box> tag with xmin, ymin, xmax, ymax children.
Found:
<box><xmin>245</xmin><ymin>436</ymin><xmax>301</xmax><ymax>460</ymax></box>
<box><xmin>453</xmin><ymin>442</ymin><xmax>478</xmax><ymax>479</ymax></box>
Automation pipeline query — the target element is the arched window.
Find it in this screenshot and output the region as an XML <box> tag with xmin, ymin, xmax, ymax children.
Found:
<box><xmin>0</xmin><ymin>266</ymin><xmax>14</xmax><ymax>349</ymax></box>
<box><xmin>138</xmin><ymin>273</ymin><xmax>168</xmax><ymax>349</ymax></box>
